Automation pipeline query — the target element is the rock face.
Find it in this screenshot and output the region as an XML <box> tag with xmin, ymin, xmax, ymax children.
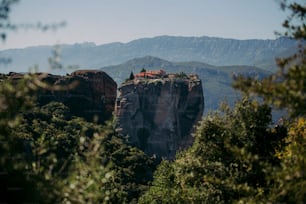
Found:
<box><xmin>115</xmin><ymin>74</ymin><xmax>204</xmax><ymax>159</ymax></box>
<box><xmin>5</xmin><ymin>70</ymin><xmax>117</xmax><ymax>124</ymax></box>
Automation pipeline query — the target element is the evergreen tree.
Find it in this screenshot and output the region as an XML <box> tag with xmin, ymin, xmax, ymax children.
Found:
<box><xmin>233</xmin><ymin>0</ymin><xmax>306</xmax><ymax>202</ymax></box>
<box><xmin>129</xmin><ymin>71</ymin><xmax>135</xmax><ymax>80</ymax></box>
<box><xmin>140</xmin><ymin>99</ymin><xmax>287</xmax><ymax>203</ymax></box>
<box><xmin>1</xmin><ymin>99</ymin><xmax>156</xmax><ymax>203</ymax></box>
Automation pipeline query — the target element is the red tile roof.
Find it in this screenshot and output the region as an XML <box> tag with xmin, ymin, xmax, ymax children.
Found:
<box><xmin>135</xmin><ymin>70</ymin><xmax>166</xmax><ymax>78</ymax></box>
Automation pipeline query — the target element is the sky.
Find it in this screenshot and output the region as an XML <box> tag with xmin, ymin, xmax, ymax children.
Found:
<box><xmin>1</xmin><ymin>0</ymin><xmax>287</xmax><ymax>50</ymax></box>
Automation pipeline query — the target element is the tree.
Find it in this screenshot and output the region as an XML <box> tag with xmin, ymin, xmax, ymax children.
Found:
<box><xmin>0</xmin><ymin>0</ymin><xmax>19</xmax><ymax>41</ymax></box>
<box><xmin>140</xmin><ymin>99</ymin><xmax>287</xmax><ymax>203</ymax></box>
<box><xmin>233</xmin><ymin>0</ymin><xmax>306</xmax><ymax>203</ymax></box>
<box><xmin>129</xmin><ymin>71</ymin><xmax>135</xmax><ymax>80</ymax></box>
<box><xmin>278</xmin><ymin>0</ymin><xmax>306</xmax><ymax>40</ymax></box>
<box><xmin>267</xmin><ymin>117</ymin><xmax>306</xmax><ymax>203</ymax></box>
<box><xmin>0</xmin><ymin>75</ymin><xmax>40</xmax><ymax>202</ymax></box>
<box><xmin>233</xmin><ymin>0</ymin><xmax>305</xmax><ymax>118</ymax></box>
<box><xmin>0</xmin><ymin>0</ymin><xmax>64</xmax><ymax>45</ymax></box>
<box><xmin>0</xmin><ymin>100</ymin><xmax>156</xmax><ymax>203</ymax></box>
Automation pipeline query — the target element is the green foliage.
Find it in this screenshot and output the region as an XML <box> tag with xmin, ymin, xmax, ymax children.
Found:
<box><xmin>233</xmin><ymin>47</ymin><xmax>306</xmax><ymax>117</ymax></box>
<box><xmin>0</xmin><ymin>0</ymin><xmax>19</xmax><ymax>41</ymax></box>
<box><xmin>0</xmin><ymin>75</ymin><xmax>41</xmax><ymax>202</ymax></box>
<box><xmin>266</xmin><ymin>118</ymin><xmax>306</xmax><ymax>203</ymax></box>
<box><xmin>0</xmin><ymin>75</ymin><xmax>156</xmax><ymax>203</ymax></box>
<box><xmin>234</xmin><ymin>1</ymin><xmax>306</xmax><ymax>118</ymax></box>
<box><xmin>140</xmin><ymin>68</ymin><xmax>146</xmax><ymax>73</ymax></box>
<box><xmin>279</xmin><ymin>0</ymin><xmax>306</xmax><ymax>40</ymax></box>
<box><xmin>129</xmin><ymin>71</ymin><xmax>135</xmax><ymax>80</ymax></box>
<box><xmin>175</xmin><ymin>72</ymin><xmax>188</xmax><ymax>79</ymax></box>
<box><xmin>232</xmin><ymin>1</ymin><xmax>306</xmax><ymax>202</ymax></box>
<box><xmin>140</xmin><ymin>98</ymin><xmax>287</xmax><ymax>203</ymax></box>
<box><xmin>0</xmin><ymin>0</ymin><xmax>65</xmax><ymax>44</ymax></box>
<box><xmin>1</xmin><ymin>1</ymin><xmax>304</xmax><ymax>203</ymax></box>
<box><xmin>16</xmin><ymin>102</ymin><xmax>156</xmax><ymax>203</ymax></box>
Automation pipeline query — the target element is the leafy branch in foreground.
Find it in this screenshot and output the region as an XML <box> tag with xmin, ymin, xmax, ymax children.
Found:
<box><xmin>140</xmin><ymin>99</ymin><xmax>287</xmax><ymax>203</ymax></box>
<box><xmin>232</xmin><ymin>1</ymin><xmax>306</xmax><ymax>203</ymax></box>
<box><xmin>234</xmin><ymin>0</ymin><xmax>306</xmax><ymax>118</ymax></box>
<box><xmin>1</xmin><ymin>93</ymin><xmax>156</xmax><ymax>203</ymax></box>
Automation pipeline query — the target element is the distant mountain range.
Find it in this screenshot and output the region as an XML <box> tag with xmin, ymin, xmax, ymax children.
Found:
<box><xmin>100</xmin><ymin>56</ymin><xmax>272</xmax><ymax>113</ymax></box>
<box><xmin>0</xmin><ymin>35</ymin><xmax>297</xmax><ymax>115</ymax></box>
<box><xmin>0</xmin><ymin>35</ymin><xmax>298</xmax><ymax>73</ymax></box>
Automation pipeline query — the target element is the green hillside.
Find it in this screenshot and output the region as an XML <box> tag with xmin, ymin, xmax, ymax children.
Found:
<box><xmin>100</xmin><ymin>56</ymin><xmax>271</xmax><ymax>113</ymax></box>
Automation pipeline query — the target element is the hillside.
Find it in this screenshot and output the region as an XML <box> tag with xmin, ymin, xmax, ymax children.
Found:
<box><xmin>0</xmin><ymin>36</ymin><xmax>297</xmax><ymax>73</ymax></box>
<box><xmin>100</xmin><ymin>56</ymin><xmax>271</xmax><ymax>113</ymax></box>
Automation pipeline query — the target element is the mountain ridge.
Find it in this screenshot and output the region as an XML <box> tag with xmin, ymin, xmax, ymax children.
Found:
<box><xmin>99</xmin><ymin>55</ymin><xmax>271</xmax><ymax>113</ymax></box>
<box><xmin>0</xmin><ymin>35</ymin><xmax>297</xmax><ymax>73</ymax></box>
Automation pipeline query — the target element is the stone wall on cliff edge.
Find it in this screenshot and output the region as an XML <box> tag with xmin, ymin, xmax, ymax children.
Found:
<box><xmin>115</xmin><ymin>74</ymin><xmax>204</xmax><ymax>159</ymax></box>
<box><xmin>4</xmin><ymin>70</ymin><xmax>117</xmax><ymax>124</ymax></box>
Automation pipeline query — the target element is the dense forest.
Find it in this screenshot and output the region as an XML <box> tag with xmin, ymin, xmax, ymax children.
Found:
<box><xmin>0</xmin><ymin>0</ymin><xmax>305</xmax><ymax>203</ymax></box>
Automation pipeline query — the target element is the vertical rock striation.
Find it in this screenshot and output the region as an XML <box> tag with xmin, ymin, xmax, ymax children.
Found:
<box><xmin>51</xmin><ymin>70</ymin><xmax>117</xmax><ymax>123</ymax></box>
<box><xmin>3</xmin><ymin>70</ymin><xmax>117</xmax><ymax>124</ymax></box>
<box><xmin>115</xmin><ymin>74</ymin><xmax>204</xmax><ymax>159</ymax></box>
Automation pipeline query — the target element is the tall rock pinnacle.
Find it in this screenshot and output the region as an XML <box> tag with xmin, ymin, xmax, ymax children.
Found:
<box><xmin>115</xmin><ymin>71</ymin><xmax>204</xmax><ymax>159</ymax></box>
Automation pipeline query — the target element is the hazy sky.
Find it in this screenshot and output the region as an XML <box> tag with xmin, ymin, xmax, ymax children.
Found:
<box><xmin>1</xmin><ymin>0</ymin><xmax>286</xmax><ymax>50</ymax></box>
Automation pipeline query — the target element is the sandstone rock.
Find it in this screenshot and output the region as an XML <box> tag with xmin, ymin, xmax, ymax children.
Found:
<box><xmin>3</xmin><ymin>70</ymin><xmax>117</xmax><ymax>124</ymax></box>
<box><xmin>115</xmin><ymin>74</ymin><xmax>204</xmax><ymax>159</ymax></box>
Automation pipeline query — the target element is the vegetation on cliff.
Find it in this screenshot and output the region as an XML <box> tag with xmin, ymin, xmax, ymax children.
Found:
<box><xmin>0</xmin><ymin>0</ymin><xmax>305</xmax><ymax>203</ymax></box>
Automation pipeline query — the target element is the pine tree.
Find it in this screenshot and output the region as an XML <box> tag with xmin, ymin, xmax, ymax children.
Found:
<box><xmin>129</xmin><ymin>71</ymin><xmax>135</xmax><ymax>80</ymax></box>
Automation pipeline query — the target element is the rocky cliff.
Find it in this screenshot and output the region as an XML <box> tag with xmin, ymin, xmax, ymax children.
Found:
<box><xmin>115</xmin><ymin>74</ymin><xmax>204</xmax><ymax>159</ymax></box>
<box><xmin>4</xmin><ymin>70</ymin><xmax>117</xmax><ymax>124</ymax></box>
